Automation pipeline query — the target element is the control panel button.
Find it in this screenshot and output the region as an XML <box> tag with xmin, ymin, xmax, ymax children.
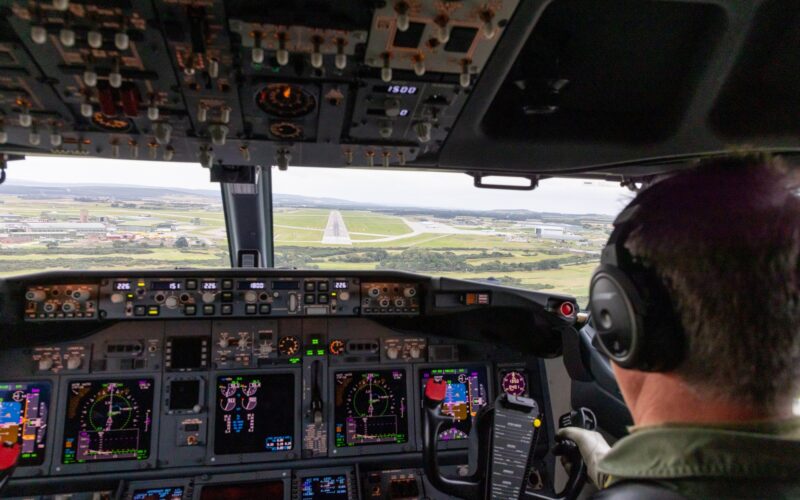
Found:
<box><xmin>221</xmin><ymin>292</ymin><xmax>233</xmax><ymax>302</ymax></box>
<box><xmin>259</xmin><ymin>304</ymin><xmax>272</xmax><ymax>314</ymax></box>
<box><xmin>203</xmin><ymin>305</ymin><xmax>215</xmax><ymax>315</ymax></box>
<box><xmin>318</xmin><ymin>281</ymin><xmax>329</xmax><ymax>292</ymax></box>
<box><xmin>221</xmin><ymin>304</ymin><xmax>233</xmax><ymax>315</ymax></box>
<box><xmin>305</xmin><ymin>281</ymin><xmax>316</xmax><ymax>292</ymax></box>
<box><xmin>186</xmin><ymin>279</ymin><xmax>197</xmax><ymax>290</ymax></box>
<box><xmin>305</xmin><ymin>294</ymin><xmax>316</xmax><ymax>305</ymax></box>
<box><xmin>318</xmin><ymin>294</ymin><xmax>329</xmax><ymax>304</ymax></box>
<box><xmin>222</xmin><ymin>279</ymin><xmax>233</xmax><ymax>290</ymax></box>
<box><xmin>245</xmin><ymin>304</ymin><xmax>257</xmax><ymax>315</ymax></box>
<box><xmin>134</xmin><ymin>305</ymin><xmax>147</xmax><ymax>316</ymax></box>
<box><xmin>184</xmin><ymin>305</ymin><xmax>197</xmax><ymax>316</ymax></box>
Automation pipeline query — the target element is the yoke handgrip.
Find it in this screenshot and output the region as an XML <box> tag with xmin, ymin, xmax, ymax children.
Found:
<box><xmin>422</xmin><ymin>379</ymin><xmax>483</xmax><ymax>499</ymax></box>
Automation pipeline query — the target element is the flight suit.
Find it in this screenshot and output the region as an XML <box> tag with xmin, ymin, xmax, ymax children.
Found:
<box><xmin>596</xmin><ymin>417</ymin><xmax>800</xmax><ymax>499</ymax></box>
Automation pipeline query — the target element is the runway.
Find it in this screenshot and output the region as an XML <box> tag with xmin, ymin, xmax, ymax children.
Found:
<box><xmin>321</xmin><ymin>210</ymin><xmax>352</xmax><ymax>245</ymax></box>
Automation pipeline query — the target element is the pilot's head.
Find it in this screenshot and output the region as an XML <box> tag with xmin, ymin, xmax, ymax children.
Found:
<box><xmin>591</xmin><ymin>154</ymin><xmax>800</xmax><ymax>419</ymax></box>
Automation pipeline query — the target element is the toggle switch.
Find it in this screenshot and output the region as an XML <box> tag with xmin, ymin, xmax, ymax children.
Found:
<box><xmin>381</xmin><ymin>53</ymin><xmax>392</xmax><ymax>83</ymax></box>
<box><xmin>310</xmin><ymin>36</ymin><xmax>323</xmax><ymax>68</ymax></box>
<box><xmin>276</xmin><ymin>32</ymin><xmax>289</xmax><ymax>66</ymax></box>
<box><xmin>335</xmin><ymin>38</ymin><xmax>347</xmax><ymax>70</ymax></box>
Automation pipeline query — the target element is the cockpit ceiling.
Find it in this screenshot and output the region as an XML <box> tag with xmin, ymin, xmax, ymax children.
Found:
<box><xmin>0</xmin><ymin>0</ymin><xmax>796</xmax><ymax>178</ymax></box>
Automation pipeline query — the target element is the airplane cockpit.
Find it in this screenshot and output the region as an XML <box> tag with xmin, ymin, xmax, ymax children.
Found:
<box><xmin>0</xmin><ymin>1</ymin><xmax>799</xmax><ymax>499</ymax></box>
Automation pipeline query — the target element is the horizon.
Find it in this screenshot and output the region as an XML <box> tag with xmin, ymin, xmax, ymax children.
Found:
<box><xmin>2</xmin><ymin>156</ymin><xmax>632</xmax><ymax>215</ymax></box>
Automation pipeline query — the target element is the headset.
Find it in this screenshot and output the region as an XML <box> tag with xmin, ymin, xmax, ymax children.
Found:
<box><xmin>588</xmin><ymin>196</ymin><xmax>685</xmax><ymax>372</ymax></box>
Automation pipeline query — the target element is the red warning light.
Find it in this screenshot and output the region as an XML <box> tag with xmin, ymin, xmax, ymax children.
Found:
<box><xmin>559</xmin><ymin>302</ymin><xmax>575</xmax><ymax>317</ymax></box>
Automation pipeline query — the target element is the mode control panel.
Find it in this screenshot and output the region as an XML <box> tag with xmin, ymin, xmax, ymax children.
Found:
<box><xmin>96</xmin><ymin>277</ymin><xmax>362</xmax><ymax>320</ymax></box>
<box><xmin>24</xmin><ymin>284</ymin><xmax>98</xmax><ymax>320</ymax></box>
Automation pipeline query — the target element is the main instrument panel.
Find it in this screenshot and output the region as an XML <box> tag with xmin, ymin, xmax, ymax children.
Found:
<box><xmin>0</xmin><ymin>0</ymin><xmax>519</xmax><ymax>170</ymax></box>
<box><xmin>0</xmin><ymin>270</ymin><xmax>577</xmax><ymax>499</ymax></box>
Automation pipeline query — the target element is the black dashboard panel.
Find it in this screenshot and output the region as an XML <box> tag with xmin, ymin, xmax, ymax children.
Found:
<box><xmin>0</xmin><ymin>270</ymin><xmax>577</xmax><ymax>499</ymax></box>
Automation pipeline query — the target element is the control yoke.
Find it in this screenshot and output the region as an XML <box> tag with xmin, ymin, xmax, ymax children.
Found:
<box><xmin>422</xmin><ymin>379</ymin><xmax>587</xmax><ymax>500</ymax></box>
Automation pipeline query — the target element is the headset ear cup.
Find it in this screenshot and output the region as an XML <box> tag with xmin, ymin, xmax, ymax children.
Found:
<box><xmin>589</xmin><ymin>265</ymin><xmax>646</xmax><ymax>369</ymax></box>
<box><xmin>590</xmin><ymin>264</ymin><xmax>685</xmax><ymax>372</ymax></box>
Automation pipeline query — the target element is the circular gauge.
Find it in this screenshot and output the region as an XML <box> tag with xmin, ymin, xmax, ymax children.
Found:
<box><xmin>269</xmin><ymin>121</ymin><xmax>303</xmax><ymax>139</ymax></box>
<box><xmin>91</xmin><ymin>112</ymin><xmax>132</xmax><ymax>132</ymax></box>
<box><xmin>278</xmin><ymin>335</ymin><xmax>300</xmax><ymax>356</ymax></box>
<box><xmin>85</xmin><ymin>382</ymin><xmax>137</xmax><ymax>432</ymax></box>
<box><xmin>256</xmin><ymin>84</ymin><xmax>316</xmax><ymax>118</ymax></box>
<box><xmin>501</xmin><ymin>371</ymin><xmax>527</xmax><ymax>396</ymax></box>
<box><xmin>329</xmin><ymin>339</ymin><xmax>345</xmax><ymax>356</ymax></box>
<box><xmin>346</xmin><ymin>372</ymin><xmax>396</xmax><ymax>418</ymax></box>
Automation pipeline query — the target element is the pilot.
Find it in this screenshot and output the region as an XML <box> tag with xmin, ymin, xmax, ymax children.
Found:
<box><xmin>559</xmin><ymin>155</ymin><xmax>800</xmax><ymax>499</ymax></box>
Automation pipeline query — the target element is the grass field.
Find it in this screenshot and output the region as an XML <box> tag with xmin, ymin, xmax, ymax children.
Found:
<box><xmin>341</xmin><ymin>211</ymin><xmax>413</xmax><ymax>236</ymax></box>
<box><xmin>0</xmin><ymin>195</ymin><xmax>611</xmax><ymax>304</ymax></box>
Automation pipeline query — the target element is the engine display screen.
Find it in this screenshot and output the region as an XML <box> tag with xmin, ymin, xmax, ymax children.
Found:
<box><xmin>0</xmin><ymin>381</ymin><xmax>50</xmax><ymax>466</ymax></box>
<box><xmin>200</xmin><ymin>481</ymin><xmax>284</xmax><ymax>500</ymax></box>
<box><xmin>420</xmin><ymin>367</ymin><xmax>489</xmax><ymax>441</ymax></box>
<box><xmin>214</xmin><ymin>374</ymin><xmax>295</xmax><ymax>455</ymax></box>
<box><xmin>334</xmin><ymin>370</ymin><xmax>408</xmax><ymax>448</ymax></box>
<box><xmin>301</xmin><ymin>474</ymin><xmax>349</xmax><ymax>499</ymax></box>
<box><xmin>132</xmin><ymin>487</ymin><xmax>184</xmax><ymax>500</ymax></box>
<box><xmin>62</xmin><ymin>379</ymin><xmax>154</xmax><ymax>464</ymax></box>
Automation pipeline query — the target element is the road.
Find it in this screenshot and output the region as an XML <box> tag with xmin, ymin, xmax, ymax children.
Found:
<box><xmin>321</xmin><ymin>210</ymin><xmax>352</xmax><ymax>245</ymax></box>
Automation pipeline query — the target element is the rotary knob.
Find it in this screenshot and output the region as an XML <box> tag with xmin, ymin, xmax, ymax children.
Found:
<box><xmin>244</xmin><ymin>291</ymin><xmax>258</xmax><ymax>303</ymax></box>
<box><xmin>25</xmin><ymin>290</ymin><xmax>47</xmax><ymax>302</ymax></box>
<box><xmin>66</xmin><ymin>356</ymin><xmax>82</xmax><ymax>370</ymax></box>
<box><xmin>386</xmin><ymin>346</ymin><xmax>399</xmax><ymax>360</ymax></box>
<box><xmin>71</xmin><ymin>290</ymin><xmax>90</xmax><ymax>302</ymax></box>
<box><xmin>384</xmin><ymin>98</ymin><xmax>401</xmax><ymax>118</ymax></box>
<box><xmin>110</xmin><ymin>293</ymin><xmax>125</xmax><ymax>304</ymax></box>
<box><xmin>218</xmin><ymin>336</ymin><xmax>230</xmax><ymax>348</ymax></box>
<box><xmin>37</xmin><ymin>357</ymin><xmax>54</xmax><ymax>371</ymax></box>
<box><xmin>202</xmin><ymin>292</ymin><xmax>216</xmax><ymax>304</ymax></box>
<box><xmin>409</xmin><ymin>346</ymin><xmax>422</xmax><ymax>359</ymax></box>
<box><xmin>238</xmin><ymin>338</ymin><xmax>249</xmax><ymax>349</ymax></box>
<box><xmin>165</xmin><ymin>296</ymin><xmax>179</xmax><ymax>309</ymax></box>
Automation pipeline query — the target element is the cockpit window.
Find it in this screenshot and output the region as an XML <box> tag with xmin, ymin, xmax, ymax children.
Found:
<box><xmin>0</xmin><ymin>157</ymin><xmax>229</xmax><ymax>277</ymax></box>
<box><xmin>272</xmin><ymin>167</ymin><xmax>631</xmax><ymax>305</ymax></box>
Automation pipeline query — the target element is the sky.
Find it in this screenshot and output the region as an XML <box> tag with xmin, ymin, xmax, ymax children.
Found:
<box><xmin>3</xmin><ymin>156</ymin><xmax>633</xmax><ymax>215</ymax></box>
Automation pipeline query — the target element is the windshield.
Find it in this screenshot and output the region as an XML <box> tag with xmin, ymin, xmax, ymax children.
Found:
<box><xmin>0</xmin><ymin>157</ymin><xmax>631</xmax><ymax>305</ymax></box>
<box><xmin>272</xmin><ymin>167</ymin><xmax>630</xmax><ymax>305</ymax></box>
<box><xmin>0</xmin><ymin>157</ymin><xmax>228</xmax><ymax>277</ymax></box>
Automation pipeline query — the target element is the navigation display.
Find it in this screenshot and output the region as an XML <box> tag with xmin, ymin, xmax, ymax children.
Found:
<box><xmin>0</xmin><ymin>381</ymin><xmax>50</xmax><ymax>466</ymax></box>
<box><xmin>334</xmin><ymin>370</ymin><xmax>408</xmax><ymax>448</ymax></box>
<box><xmin>62</xmin><ymin>379</ymin><xmax>154</xmax><ymax>464</ymax></box>
<box><xmin>301</xmin><ymin>474</ymin><xmax>348</xmax><ymax>499</ymax></box>
<box><xmin>214</xmin><ymin>373</ymin><xmax>295</xmax><ymax>455</ymax></box>
<box><xmin>420</xmin><ymin>366</ymin><xmax>489</xmax><ymax>441</ymax></box>
<box><xmin>132</xmin><ymin>487</ymin><xmax>184</xmax><ymax>500</ymax></box>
